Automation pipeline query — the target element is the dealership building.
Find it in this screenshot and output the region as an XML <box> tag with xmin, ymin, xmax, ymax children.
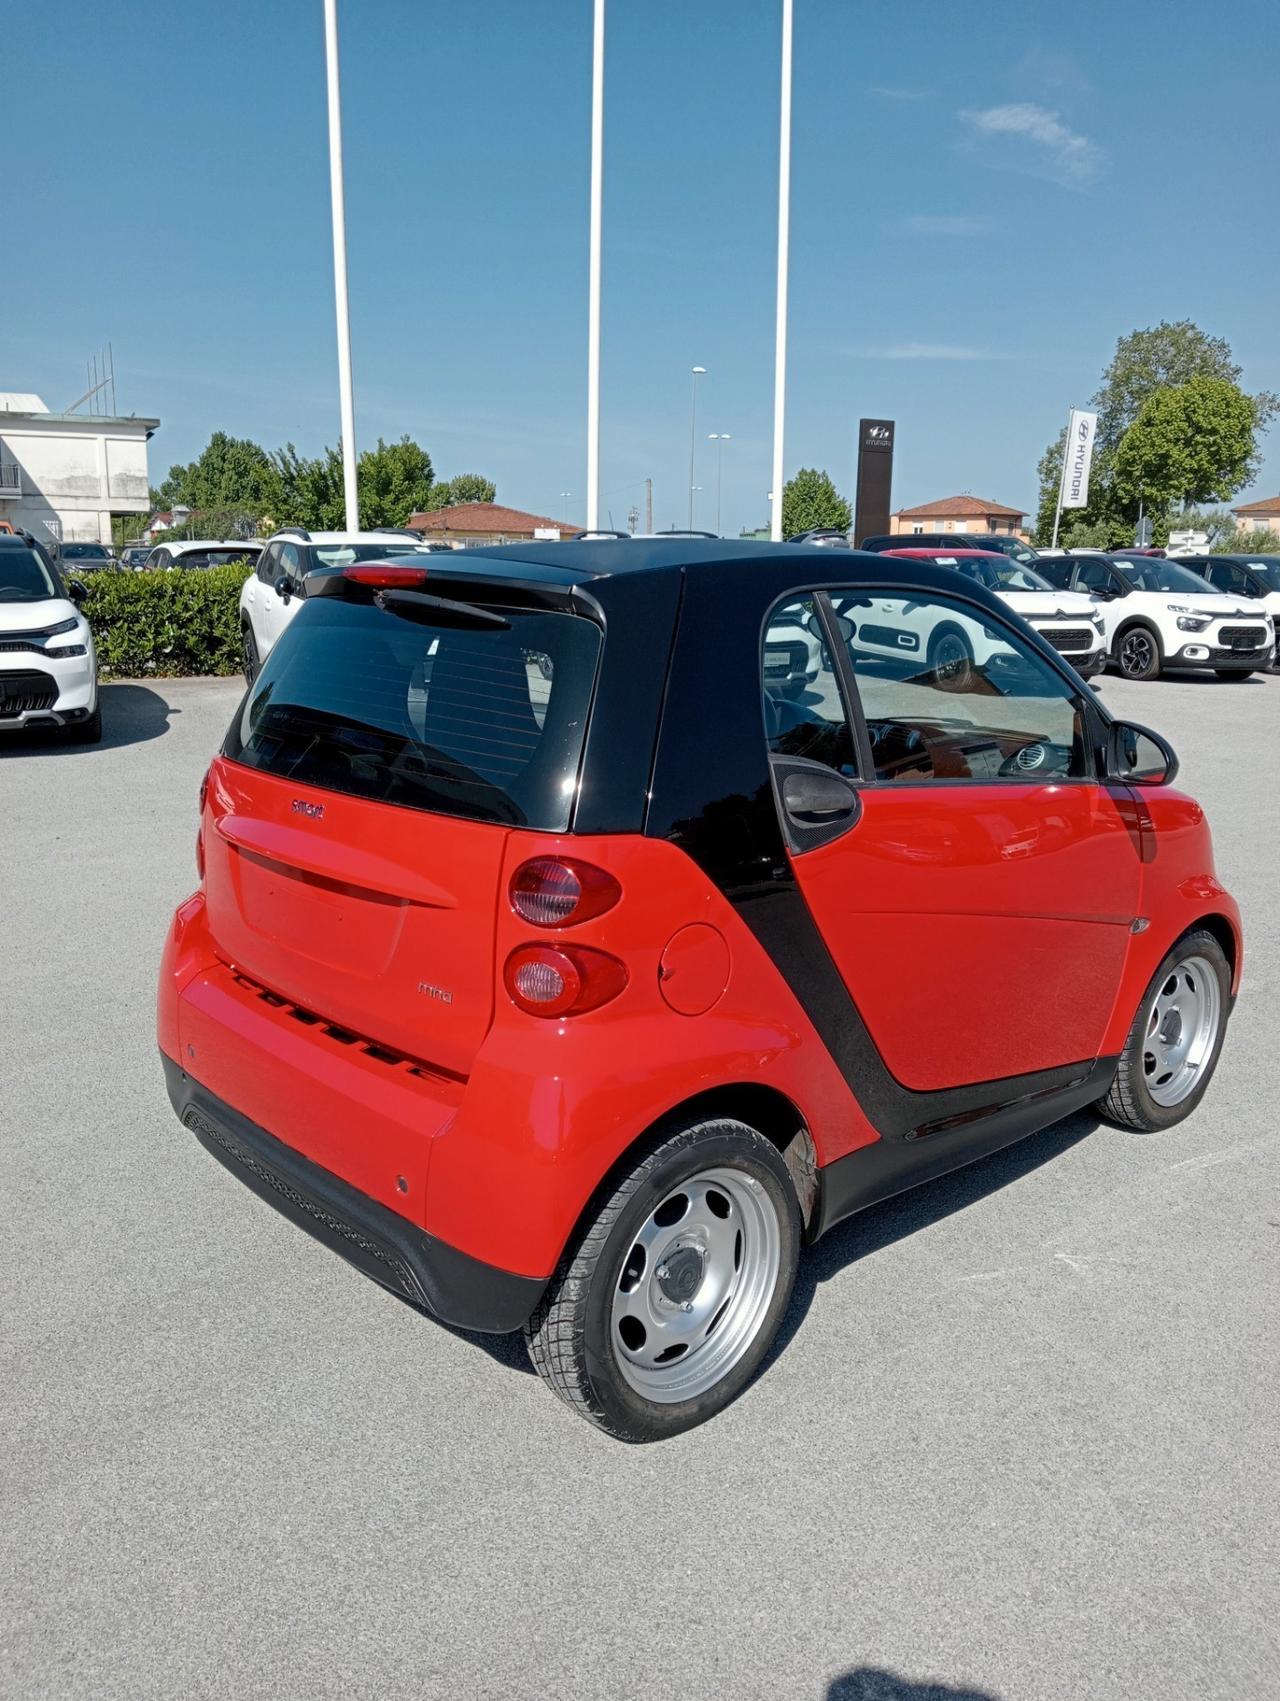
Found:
<box><xmin>0</xmin><ymin>392</ymin><xmax>159</xmax><ymax>545</ymax></box>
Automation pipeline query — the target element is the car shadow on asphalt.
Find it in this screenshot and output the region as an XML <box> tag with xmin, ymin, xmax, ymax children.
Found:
<box><xmin>446</xmin><ymin>1109</ymin><xmax>1100</xmax><ymax>1382</ymax></box>
<box><xmin>0</xmin><ymin>682</ymin><xmax>179</xmax><ymax>756</ymax></box>
<box><xmin>826</xmin><ymin>1668</ymin><xmax>998</xmax><ymax>1700</ymax></box>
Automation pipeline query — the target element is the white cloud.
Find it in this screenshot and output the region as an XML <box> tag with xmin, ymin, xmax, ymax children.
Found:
<box><xmin>959</xmin><ymin>102</ymin><xmax>1104</xmax><ymax>186</ymax></box>
<box><xmin>850</xmin><ymin>343</ymin><xmax>1005</xmax><ymax>362</ymax></box>
<box><xmin>903</xmin><ymin>214</ymin><xmax>993</xmax><ymax>236</ymax></box>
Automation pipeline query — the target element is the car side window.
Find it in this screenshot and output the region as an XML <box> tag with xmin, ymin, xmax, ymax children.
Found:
<box><xmin>1073</xmin><ymin>559</ymin><xmax>1113</xmax><ymax>596</ymax></box>
<box><xmin>761</xmin><ymin>597</ymin><xmax>857</xmax><ymax>775</ymax></box>
<box><xmin>828</xmin><ymin>588</ymin><xmax>1091</xmax><ymax>784</ymax></box>
<box><xmin>277</xmin><ymin>542</ymin><xmax>301</xmax><ymax>587</ymax></box>
<box><xmin>257</xmin><ymin>543</ymin><xmax>279</xmax><ymax>584</ymax></box>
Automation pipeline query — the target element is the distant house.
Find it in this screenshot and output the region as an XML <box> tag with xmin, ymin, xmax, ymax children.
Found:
<box><xmin>407</xmin><ymin>501</ymin><xmax>582</xmax><ymax>546</ymax></box>
<box><xmin>889</xmin><ymin>494</ymin><xmax>1028</xmax><ymax>540</ymax></box>
<box><xmin>1231</xmin><ymin>495</ymin><xmax>1280</xmax><ymax>538</ymax></box>
<box><xmin>0</xmin><ymin>391</ymin><xmax>159</xmax><ymax>545</ymax></box>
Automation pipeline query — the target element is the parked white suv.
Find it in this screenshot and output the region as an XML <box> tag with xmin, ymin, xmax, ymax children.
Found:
<box><xmin>239</xmin><ymin>529</ymin><xmax>452</xmax><ymax>681</ymax></box>
<box><xmin>0</xmin><ymin>532</ymin><xmax>100</xmax><ymax>742</ymax></box>
<box><xmin>144</xmin><ymin>540</ymin><xmax>264</xmax><ymax>572</ymax></box>
<box><xmin>1037</xmin><ymin>552</ymin><xmax>1274</xmax><ymax>680</ymax></box>
<box><xmin>883</xmin><ymin>548</ymin><xmax>1107</xmax><ymax>676</ymax></box>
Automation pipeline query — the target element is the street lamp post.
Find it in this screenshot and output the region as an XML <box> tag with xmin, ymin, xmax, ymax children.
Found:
<box><xmin>560</xmin><ymin>491</ymin><xmax>572</xmax><ymax>523</ymax></box>
<box><xmin>708</xmin><ymin>433</ymin><xmax>732</xmax><ymax>535</ymax></box>
<box><xmin>688</xmin><ymin>366</ymin><xmax>706</xmax><ymax>530</ymax></box>
<box><xmin>322</xmin><ymin>0</ymin><xmax>359</xmax><ymax>533</ymax></box>
<box><xmin>770</xmin><ymin>0</ymin><xmax>793</xmax><ymax>542</ymax></box>
<box><xmin>586</xmin><ymin>0</ymin><xmax>605</xmax><ymax>532</ymax></box>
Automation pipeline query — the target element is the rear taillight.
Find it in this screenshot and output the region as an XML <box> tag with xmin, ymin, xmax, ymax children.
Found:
<box><xmin>503</xmin><ymin>944</ymin><xmax>628</xmax><ymax>1018</ymax></box>
<box><xmin>197</xmin><ymin>767</ymin><xmax>209</xmax><ymax>878</ymax></box>
<box><xmin>343</xmin><ymin>562</ymin><xmax>430</xmax><ymax>587</ymax></box>
<box><xmin>509</xmin><ymin>857</ymin><xmax>621</xmax><ymax>926</ymax></box>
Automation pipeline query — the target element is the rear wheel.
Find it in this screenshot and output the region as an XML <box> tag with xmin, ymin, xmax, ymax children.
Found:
<box><xmin>1115</xmin><ymin>625</ymin><xmax>1162</xmax><ymax>681</ymax></box>
<box><xmin>927</xmin><ymin>626</ymin><xmax>974</xmax><ymax>692</ymax></box>
<box><xmin>1096</xmin><ymin>929</ymin><xmax>1231</xmax><ymax>1132</ymax></box>
<box><xmin>524</xmin><ymin>1118</ymin><xmax>801</xmax><ymax>1441</ymax></box>
<box><xmin>241</xmin><ymin>621</ymin><xmax>261</xmax><ymax>685</ymax></box>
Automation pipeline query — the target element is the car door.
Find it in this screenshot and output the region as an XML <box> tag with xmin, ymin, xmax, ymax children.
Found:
<box><xmin>762</xmin><ymin>589</ymin><xmax>1143</xmax><ymax>1093</ymax></box>
<box><xmin>259</xmin><ymin>542</ymin><xmax>297</xmax><ymax>654</ymax></box>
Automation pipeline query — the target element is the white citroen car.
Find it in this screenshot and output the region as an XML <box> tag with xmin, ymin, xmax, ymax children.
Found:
<box><xmin>883</xmin><ymin>548</ymin><xmax>1107</xmax><ymax>676</ymax></box>
<box><xmin>239</xmin><ymin>528</ymin><xmax>454</xmax><ymax>681</ymax></box>
<box><xmin>1037</xmin><ymin>552</ymin><xmax>1274</xmax><ymax>681</ymax></box>
<box><xmin>0</xmin><ymin>532</ymin><xmax>100</xmax><ymax>742</ymax></box>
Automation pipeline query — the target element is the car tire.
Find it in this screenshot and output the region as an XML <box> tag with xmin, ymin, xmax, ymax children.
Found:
<box><xmin>1095</xmin><ymin>929</ymin><xmax>1231</xmax><ymax>1133</ymax></box>
<box><xmin>1214</xmin><ymin>669</ymin><xmax>1252</xmax><ymax>681</ymax></box>
<box><xmin>242</xmin><ymin>622</ymin><xmax>261</xmax><ymax>685</ymax></box>
<box><xmin>926</xmin><ymin>626</ymin><xmax>974</xmax><ymax>692</ymax></box>
<box><xmin>524</xmin><ymin>1118</ymin><xmax>801</xmax><ymax>1442</ymax></box>
<box><xmin>65</xmin><ymin>702</ymin><xmax>102</xmax><ymax>745</ymax></box>
<box><xmin>1114</xmin><ymin>624</ymin><xmax>1162</xmax><ymax>681</ymax></box>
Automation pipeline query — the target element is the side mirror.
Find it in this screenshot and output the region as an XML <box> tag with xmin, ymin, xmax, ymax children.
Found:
<box><xmin>1109</xmin><ymin>720</ymin><xmax>1178</xmax><ymax>787</ymax></box>
<box><xmin>67</xmin><ymin>578</ymin><xmax>88</xmax><ymax>604</ymax></box>
<box><xmin>273</xmin><ymin>574</ymin><xmax>293</xmax><ymax>603</ymax></box>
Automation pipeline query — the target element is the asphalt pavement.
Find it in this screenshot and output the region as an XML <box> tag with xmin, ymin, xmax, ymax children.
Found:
<box><xmin>2</xmin><ymin>671</ymin><xmax>1278</xmax><ymax>1701</ymax></box>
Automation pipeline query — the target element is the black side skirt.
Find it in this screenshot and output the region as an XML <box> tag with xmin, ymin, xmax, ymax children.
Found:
<box><xmin>162</xmin><ymin>1055</ymin><xmax>547</xmax><ymax>1334</ymax></box>
<box><xmin>812</xmin><ymin>1055</ymin><xmax>1118</xmax><ymax>1240</ymax></box>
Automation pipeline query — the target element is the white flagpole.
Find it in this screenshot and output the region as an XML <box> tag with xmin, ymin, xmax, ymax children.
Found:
<box><xmin>586</xmin><ymin>0</ymin><xmax>605</xmax><ymax>534</ymax></box>
<box><xmin>769</xmin><ymin>0</ymin><xmax>793</xmax><ymax>542</ymax></box>
<box><xmin>323</xmin><ymin>0</ymin><xmax>359</xmax><ymax>532</ymax></box>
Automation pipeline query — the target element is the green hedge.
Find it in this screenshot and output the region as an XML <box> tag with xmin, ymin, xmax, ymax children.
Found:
<box><xmin>80</xmin><ymin>563</ymin><xmax>253</xmax><ymax>677</ymax></box>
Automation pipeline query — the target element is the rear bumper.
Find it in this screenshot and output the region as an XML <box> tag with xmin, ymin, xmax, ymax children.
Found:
<box><xmin>162</xmin><ymin>1052</ymin><xmax>547</xmax><ymax>1333</ymax></box>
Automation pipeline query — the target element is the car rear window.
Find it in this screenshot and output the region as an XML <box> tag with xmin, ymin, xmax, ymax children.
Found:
<box><xmin>224</xmin><ymin>596</ymin><xmax>601</xmax><ymax>829</ymax></box>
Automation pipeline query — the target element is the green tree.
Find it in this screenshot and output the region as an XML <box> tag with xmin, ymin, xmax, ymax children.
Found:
<box><xmin>440</xmin><ymin>472</ymin><xmax>497</xmax><ymax>506</ymax></box>
<box><xmin>1213</xmin><ymin>526</ymin><xmax>1279</xmax><ymax>554</ymax></box>
<box><xmin>154</xmin><ymin>432</ymin><xmax>281</xmax><ymax>516</ymax></box>
<box><xmin>271</xmin><ymin>436</ymin><xmax>440</xmax><ymax>529</ymax></box>
<box><xmin>781</xmin><ymin>468</ymin><xmax>852</xmax><ymax>538</ymax></box>
<box><xmin>1112</xmin><ymin>378</ymin><xmax>1262</xmax><ymax>518</ymax></box>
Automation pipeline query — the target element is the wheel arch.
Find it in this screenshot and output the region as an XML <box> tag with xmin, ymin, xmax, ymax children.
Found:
<box><xmin>1190</xmin><ymin>911</ymin><xmax>1239</xmax><ymax>987</ymax></box>
<box><xmin>556</xmin><ymin>1082</ymin><xmax>819</xmax><ymax>1267</ymax></box>
<box><xmin>1112</xmin><ymin>615</ymin><xmax>1164</xmax><ymax>657</ymax></box>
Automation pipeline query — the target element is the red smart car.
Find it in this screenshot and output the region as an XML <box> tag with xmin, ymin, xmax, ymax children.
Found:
<box><xmin>159</xmin><ymin>541</ymin><xmax>1241</xmax><ymax>1440</ymax></box>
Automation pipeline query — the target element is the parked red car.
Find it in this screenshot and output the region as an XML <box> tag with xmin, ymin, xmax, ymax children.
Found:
<box><xmin>159</xmin><ymin>541</ymin><xmax>1241</xmax><ymax>1440</ymax></box>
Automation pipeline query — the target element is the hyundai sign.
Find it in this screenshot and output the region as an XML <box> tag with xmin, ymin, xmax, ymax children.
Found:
<box><xmin>1062</xmin><ymin>408</ymin><xmax>1098</xmax><ymax>509</ymax></box>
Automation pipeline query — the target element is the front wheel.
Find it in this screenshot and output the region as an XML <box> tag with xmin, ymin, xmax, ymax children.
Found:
<box><xmin>1115</xmin><ymin>626</ymin><xmax>1162</xmax><ymax>681</ymax></box>
<box><xmin>524</xmin><ymin>1119</ymin><xmax>801</xmax><ymax>1441</ymax></box>
<box><xmin>1096</xmin><ymin>929</ymin><xmax>1231</xmax><ymax>1132</ymax></box>
<box><xmin>65</xmin><ymin>702</ymin><xmax>102</xmax><ymax>744</ymax></box>
<box><xmin>927</xmin><ymin>627</ymin><xmax>975</xmax><ymax>692</ymax></box>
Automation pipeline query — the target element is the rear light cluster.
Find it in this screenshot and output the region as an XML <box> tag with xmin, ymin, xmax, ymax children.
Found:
<box><xmin>343</xmin><ymin>563</ymin><xmax>430</xmax><ymax>588</ymax></box>
<box><xmin>196</xmin><ymin>766</ymin><xmax>210</xmax><ymax>879</ymax></box>
<box><xmin>504</xmin><ymin>858</ymin><xmax>626</xmax><ymax>1018</ymax></box>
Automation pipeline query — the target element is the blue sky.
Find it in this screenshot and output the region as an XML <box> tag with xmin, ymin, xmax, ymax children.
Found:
<box><xmin>6</xmin><ymin>0</ymin><xmax>1278</xmax><ymax>535</ymax></box>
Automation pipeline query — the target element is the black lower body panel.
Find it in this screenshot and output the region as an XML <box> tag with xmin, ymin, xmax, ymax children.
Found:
<box><xmin>161</xmin><ymin>1054</ymin><xmax>547</xmax><ymax>1333</ymax></box>
<box><xmin>812</xmin><ymin>1055</ymin><xmax>1118</xmax><ymax>1239</ymax></box>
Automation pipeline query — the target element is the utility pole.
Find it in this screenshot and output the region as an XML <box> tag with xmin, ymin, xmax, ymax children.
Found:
<box><xmin>688</xmin><ymin>366</ymin><xmax>706</xmax><ymax>529</ymax></box>
<box><xmin>645</xmin><ymin>477</ymin><xmax>653</xmax><ymax>533</ymax></box>
<box><xmin>769</xmin><ymin>0</ymin><xmax>793</xmax><ymax>541</ymax></box>
<box><xmin>323</xmin><ymin>0</ymin><xmax>359</xmax><ymax>532</ymax></box>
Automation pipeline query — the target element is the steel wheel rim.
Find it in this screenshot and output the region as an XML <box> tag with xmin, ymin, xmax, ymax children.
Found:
<box><xmin>1143</xmin><ymin>954</ymin><xmax>1221</xmax><ymax>1107</ymax></box>
<box><xmin>934</xmin><ymin>635</ymin><xmax>971</xmax><ymax>683</ymax></box>
<box><xmin>1120</xmin><ymin>632</ymin><xmax>1154</xmax><ymax>676</ymax></box>
<box><xmin>610</xmin><ymin>1167</ymin><xmax>782</xmax><ymax>1403</ymax></box>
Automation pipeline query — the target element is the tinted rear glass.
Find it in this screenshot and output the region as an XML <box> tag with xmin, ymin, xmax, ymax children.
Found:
<box><xmin>224</xmin><ymin>597</ymin><xmax>600</xmax><ymax>829</ymax></box>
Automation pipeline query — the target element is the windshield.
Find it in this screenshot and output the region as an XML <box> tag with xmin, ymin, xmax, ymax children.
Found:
<box><xmin>1114</xmin><ymin>559</ymin><xmax>1214</xmax><ymax>594</ymax></box>
<box><xmin>312</xmin><ymin>542</ymin><xmax>434</xmax><ymax>567</ymax></box>
<box><xmin>59</xmin><ymin>542</ymin><xmax>110</xmax><ymax>558</ymax></box>
<box><xmin>977</xmin><ymin>537</ymin><xmax>1038</xmax><ymax>565</ymax></box>
<box><xmin>0</xmin><ymin>546</ymin><xmax>61</xmax><ymax>602</ymax></box>
<box><xmin>1241</xmin><ymin>560</ymin><xmax>1280</xmax><ymax>591</ymax></box>
<box><xmin>993</xmin><ymin>562</ymin><xmax>1053</xmax><ymax>590</ymax></box>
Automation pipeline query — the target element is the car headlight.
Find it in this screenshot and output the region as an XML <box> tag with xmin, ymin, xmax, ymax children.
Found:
<box><xmin>1089</xmin><ymin>612</ymin><xmax>1105</xmax><ymax>628</ymax></box>
<box><xmin>45</xmin><ymin>643</ymin><xmax>88</xmax><ymax>657</ymax></box>
<box><xmin>44</xmin><ymin>616</ymin><xmax>80</xmax><ymax>637</ymax></box>
<box><xmin>1176</xmin><ymin>615</ymin><xmax>1211</xmax><ymax>632</ymax></box>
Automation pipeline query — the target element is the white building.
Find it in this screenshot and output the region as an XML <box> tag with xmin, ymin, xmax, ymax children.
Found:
<box><xmin>0</xmin><ymin>392</ymin><xmax>159</xmax><ymax>545</ymax></box>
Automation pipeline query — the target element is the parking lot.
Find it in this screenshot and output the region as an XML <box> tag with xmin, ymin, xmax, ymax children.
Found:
<box><xmin>3</xmin><ymin>671</ymin><xmax>1278</xmax><ymax>1701</ymax></box>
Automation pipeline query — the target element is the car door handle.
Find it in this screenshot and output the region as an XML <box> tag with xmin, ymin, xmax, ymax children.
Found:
<box><xmin>770</xmin><ymin>755</ymin><xmax>861</xmax><ymax>852</ymax></box>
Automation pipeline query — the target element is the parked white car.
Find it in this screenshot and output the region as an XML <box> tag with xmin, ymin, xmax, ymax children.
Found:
<box><xmin>144</xmin><ymin>539</ymin><xmax>264</xmax><ymax>572</ymax></box>
<box><xmin>1037</xmin><ymin>552</ymin><xmax>1274</xmax><ymax>680</ymax></box>
<box><xmin>0</xmin><ymin>532</ymin><xmax>100</xmax><ymax>742</ymax></box>
<box><xmin>239</xmin><ymin>529</ymin><xmax>452</xmax><ymax>681</ymax></box>
<box><xmin>883</xmin><ymin>548</ymin><xmax>1107</xmax><ymax>676</ymax></box>
<box><xmin>1173</xmin><ymin>554</ymin><xmax>1280</xmax><ymax>667</ymax></box>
